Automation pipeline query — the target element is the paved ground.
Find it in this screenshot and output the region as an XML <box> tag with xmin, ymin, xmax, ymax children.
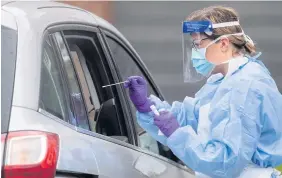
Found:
<box><xmin>112</xmin><ymin>2</ymin><xmax>282</xmax><ymax>103</ymax></box>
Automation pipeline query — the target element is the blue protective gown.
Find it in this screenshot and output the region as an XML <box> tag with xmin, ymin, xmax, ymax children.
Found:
<box><xmin>137</xmin><ymin>56</ymin><xmax>282</xmax><ymax>178</ymax></box>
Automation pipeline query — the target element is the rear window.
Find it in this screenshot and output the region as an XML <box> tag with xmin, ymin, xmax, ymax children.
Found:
<box><xmin>1</xmin><ymin>25</ymin><xmax>17</xmax><ymax>133</ymax></box>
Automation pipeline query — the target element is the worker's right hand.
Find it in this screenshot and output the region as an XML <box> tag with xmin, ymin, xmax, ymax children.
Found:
<box><xmin>124</xmin><ymin>76</ymin><xmax>152</xmax><ymax>112</ymax></box>
<box><xmin>154</xmin><ymin>110</ymin><xmax>180</xmax><ymax>137</ymax></box>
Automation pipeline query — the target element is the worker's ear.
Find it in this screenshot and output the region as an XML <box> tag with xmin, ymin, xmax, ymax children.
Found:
<box><xmin>220</xmin><ymin>37</ymin><xmax>230</xmax><ymax>53</ymax></box>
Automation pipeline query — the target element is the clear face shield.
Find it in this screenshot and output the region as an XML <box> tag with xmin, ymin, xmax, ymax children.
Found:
<box><xmin>182</xmin><ymin>20</ymin><xmax>242</xmax><ymax>83</ymax></box>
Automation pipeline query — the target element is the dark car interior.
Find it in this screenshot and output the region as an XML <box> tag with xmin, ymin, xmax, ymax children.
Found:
<box><xmin>65</xmin><ymin>33</ymin><xmax>128</xmax><ymax>142</ymax></box>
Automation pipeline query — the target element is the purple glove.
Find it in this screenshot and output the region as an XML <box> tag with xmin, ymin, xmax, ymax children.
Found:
<box><xmin>124</xmin><ymin>76</ymin><xmax>152</xmax><ymax>112</ymax></box>
<box><xmin>154</xmin><ymin>110</ymin><xmax>180</xmax><ymax>137</ymax></box>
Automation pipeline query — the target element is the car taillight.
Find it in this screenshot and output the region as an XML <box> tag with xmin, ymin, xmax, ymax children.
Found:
<box><xmin>1</xmin><ymin>131</ymin><xmax>59</xmax><ymax>178</ymax></box>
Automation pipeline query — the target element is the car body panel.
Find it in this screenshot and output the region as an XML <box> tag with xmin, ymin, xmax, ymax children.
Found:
<box><xmin>1</xmin><ymin>9</ymin><xmax>17</xmax><ymax>30</ymax></box>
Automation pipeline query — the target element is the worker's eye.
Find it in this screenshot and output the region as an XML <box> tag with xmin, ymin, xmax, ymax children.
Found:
<box><xmin>192</xmin><ymin>40</ymin><xmax>201</xmax><ymax>49</ymax></box>
<box><xmin>193</xmin><ymin>38</ymin><xmax>209</xmax><ymax>49</ymax></box>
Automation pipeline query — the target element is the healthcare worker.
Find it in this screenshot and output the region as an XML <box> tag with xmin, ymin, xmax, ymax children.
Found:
<box><xmin>124</xmin><ymin>6</ymin><xmax>282</xmax><ymax>178</ymax></box>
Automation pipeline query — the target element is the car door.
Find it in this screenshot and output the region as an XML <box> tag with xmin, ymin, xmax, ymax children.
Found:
<box><xmin>49</xmin><ymin>24</ymin><xmax>182</xmax><ymax>178</ymax></box>
<box><xmin>99</xmin><ymin>28</ymin><xmax>195</xmax><ymax>177</ymax></box>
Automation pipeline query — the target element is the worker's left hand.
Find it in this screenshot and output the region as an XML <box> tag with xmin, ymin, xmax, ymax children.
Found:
<box><xmin>154</xmin><ymin>110</ymin><xmax>180</xmax><ymax>137</ymax></box>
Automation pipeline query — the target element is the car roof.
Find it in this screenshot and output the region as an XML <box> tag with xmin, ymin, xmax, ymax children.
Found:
<box><xmin>2</xmin><ymin>1</ymin><xmax>133</xmax><ymax>50</ymax></box>
<box><xmin>2</xmin><ymin>1</ymin><xmax>106</xmax><ymax>29</ymax></box>
<box><xmin>1</xmin><ymin>1</ymin><xmax>14</xmax><ymax>6</ymax></box>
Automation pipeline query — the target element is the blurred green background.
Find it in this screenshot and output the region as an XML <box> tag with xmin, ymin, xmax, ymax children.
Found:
<box><xmin>277</xmin><ymin>164</ymin><xmax>282</xmax><ymax>171</ymax></box>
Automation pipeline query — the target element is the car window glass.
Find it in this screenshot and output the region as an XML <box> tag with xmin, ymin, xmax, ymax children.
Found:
<box><xmin>105</xmin><ymin>37</ymin><xmax>156</xmax><ymax>95</ymax></box>
<box><xmin>39</xmin><ymin>37</ymin><xmax>76</xmax><ymax>125</ymax></box>
<box><xmin>105</xmin><ymin>36</ymin><xmax>160</xmax><ymax>154</ymax></box>
<box><xmin>63</xmin><ymin>36</ymin><xmax>105</xmax><ymax>133</ymax></box>
<box><xmin>54</xmin><ymin>32</ymin><xmax>90</xmax><ymax>130</ymax></box>
<box><xmin>1</xmin><ymin>25</ymin><xmax>17</xmax><ymax>133</ymax></box>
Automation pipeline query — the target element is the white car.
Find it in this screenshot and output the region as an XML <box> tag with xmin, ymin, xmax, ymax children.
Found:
<box><xmin>1</xmin><ymin>1</ymin><xmax>195</xmax><ymax>178</ymax></box>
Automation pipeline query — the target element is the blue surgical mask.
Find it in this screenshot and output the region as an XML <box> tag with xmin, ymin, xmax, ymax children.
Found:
<box><xmin>191</xmin><ymin>47</ymin><xmax>215</xmax><ymax>76</ymax></box>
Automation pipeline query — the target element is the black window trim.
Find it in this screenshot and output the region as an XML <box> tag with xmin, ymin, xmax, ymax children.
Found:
<box><xmin>99</xmin><ymin>31</ymin><xmax>146</xmax><ymax>142</ymax></box>
<box><xmin>44</xmin><ymin>24</ymin><xmax>193</xmax><ymax>174</ymax></box>
<box><xmin>95</xmin><ymin>31</ymin><xmax>138</xmax><ymax>146</ymax></box>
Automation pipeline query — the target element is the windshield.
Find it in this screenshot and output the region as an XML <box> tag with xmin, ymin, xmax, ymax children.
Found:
<box><xmin>1</xmin><ymin>25</ymin><xmax>17</xmax><ymax>133</ymax></box>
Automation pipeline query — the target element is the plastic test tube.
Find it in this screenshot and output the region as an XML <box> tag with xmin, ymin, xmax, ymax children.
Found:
<box><xmin>150</xmin><ymin>105</ymin><xmax>160</xmax><ymax>116</ymax></box>
<box><xmin>150</xmin><ymin>105</ymin><xmax>164</xmax><ymax>136</ymax></box>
